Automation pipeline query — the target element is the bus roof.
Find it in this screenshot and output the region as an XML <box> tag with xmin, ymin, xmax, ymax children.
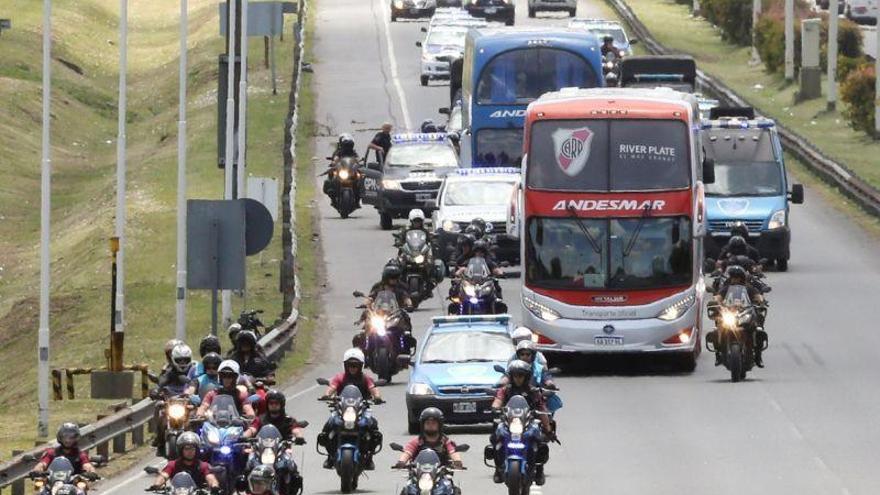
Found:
<box><xmin>526</xmin><ymin>87</ymin><xmax>698</xmax><ymax>121</ymax></box>
<box><xmin>466</xmin><ymin>27</ymin><xmax>601</xmax><ymax>54</ymax></box>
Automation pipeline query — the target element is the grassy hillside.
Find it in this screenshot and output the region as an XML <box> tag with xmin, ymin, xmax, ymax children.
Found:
<box><xmin>0</xmin><ymin>0</ymin><xmax>295</xmax><ymax>455</ymax></box>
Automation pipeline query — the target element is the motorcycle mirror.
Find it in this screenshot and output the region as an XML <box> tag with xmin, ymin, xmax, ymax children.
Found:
<box><xmin>389</xmin><ymin>442</ymin><xmax>404</xmax><ymax>452</ymax></box>
<box><xmin>297</xmin><ymin>420</ymin><xmax>310</xmax><ymax>428</ymax></box>
<box><xmin>353</xmin><ymin>291</ymin><xmax>365</xmax><ymax>298</ymax></box>
<box><xmin>415</xmin><ymin>41</ymin><xmax>422</xmax><ymax>47</ymax></box>
<box><xmin>790</xmin><ymin>183</ymin><xmax>805</xmax><ymax>204</ymax></box>
<box><xmin>456</xmin><ymin>444</ymin><xmax>470</xmax><ymax>453</ymax></box>
<box><xmin>493</xmin><ymin>364</ymin><xmax>506</xmax><ymax>374</ymax></box>
<box><xmin>355</xmin><ymin>304</ymin><xmax>367</xmax><ymax>309</ymax></box>
<box><xmin>763</xmin><ymin>286</ymin><xmax>772</xmax><ymax>293</ymax></box>
<box><xmin>438</xmin><ymin>107</ymin><xmax>450</xmax><ymax>115</ymax></box>
<box><xmin>316</xmin><ymin>377</ymin><xmax>331</xmax><ymax>386</ymax></box>
<box><xmin>143</xmin><ymin>466</ymin><xmax>159</xmax><ymax>475</ymax></box>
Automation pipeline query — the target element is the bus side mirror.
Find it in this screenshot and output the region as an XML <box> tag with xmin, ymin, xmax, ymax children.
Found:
<box><xmin>416</xmin><ymin>41</ymin><xmax>422</xmax><ymax>48</ymax></box>
<box><xmin>702</xmin><ymin>157</ymin><xmax>715</xmax><ymax>184</ymax></box>
<box><xmin>789</xmin><ymin>183</ymin><xmax>804</xmax><ymax>204</ymax></box>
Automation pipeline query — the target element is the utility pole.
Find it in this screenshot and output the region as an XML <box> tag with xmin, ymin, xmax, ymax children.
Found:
<box><xmin>175</xmin><ymin>0</ymin><xmax>188</xmax><ymax>340</ymax></box>
<box><xmin>236</xmin><ymin>0</ymin><xmax>249</xmax><ymax>199</ymax></box>
<box><xmin>750</xmin><ymin>0</ymin><xmax>761</xmax><ymax>65</ymax></box>
<box><xmin>113</xmin><ymin>0</ymin><xmax>128</xmax><ymax>360</ymax></box>
<box><xmin>785</xmin><ymin>0</ymin><xmax>795</xmax><ymax>81</ymax></box>
<box><xmin>37</xmin><ymin>0</ymin><xmax>52</xmax><ymax>441</ymax></box>
<box><xmin>221</xmin><ymin>0</ymin><xmax>240</xmax><ymax>329</ymax></box>
<box><xmin>827</xmin><ymin>0</ymin><xmax>839</xmax><ymax>111</ymax></box>
<box><xmin>875</xmin><ymin>23</ymin><xmax>879</xmax><ymax>137</ymax></box>
<box><xmin>692</xmin><ymin>0</ymin><xmax>700</xmax><ymax>16</ymax></box>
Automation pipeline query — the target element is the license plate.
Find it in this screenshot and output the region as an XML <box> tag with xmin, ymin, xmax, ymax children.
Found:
<box><xmin>484</xmin><ymin>7</ymin><xmax>497</xmax><ymax>13</ymax></box>
<box><xmin>415</xmin><ymin>193</ymin><xmax>433</xmax><ymax>202</ymax></box>
<box><xmin>594</xmin><ymin>336</ymin><xmax>624</xmax><ymax>346</ymax></box>
<box><xmin>452</xmin><ymin>402</ymin><xmax>477</xmax><ymax>413</ymax></box>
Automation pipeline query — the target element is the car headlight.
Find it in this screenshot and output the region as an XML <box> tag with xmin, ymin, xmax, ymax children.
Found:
<box><xmin>768</xmin><ymin>209</ymin><xmax>786</xmax><ymax>230</ymax></box>
<box><xmin>657</xmin><ymin>294</ymin><xmax>696</xmax><ymax>321</ymax></box>
<box><xmin>383</xmin><ymin>179</ymin><xmax>402</xmax><ymax>190</ymax></box>
<box><xmin>523</xmin><ymin>296</ymin><xmax>561</xmax><ymax>322</ymax></box>
<box><xmin>408</xmin><ymin>382</ymin><xmax>434</xmax><ymax>395</ymax></box>
<box><xmin>414</xmin><ymin>254</ymin><xmax>425</xmax><ymax>264</ymax></box>
<box><xmin>441</xmin><ymin>219</ymin><xmax>459</xmax><ymax>232</ymax></box>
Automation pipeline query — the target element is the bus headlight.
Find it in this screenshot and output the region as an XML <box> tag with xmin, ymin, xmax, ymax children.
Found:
<box><xmin>768</xmin><ymin>209</ymin><xmax>786</xmax><ymax>230</ymax></box>
<box><xmin>523</xmin><ymin>296</ymin><xmax>561</xmax><ymax>322</ymax></box>
<box><xmin>657</xmin><ymin>294</ymin><xmax>695</xmax><ymax>321</ymax></box>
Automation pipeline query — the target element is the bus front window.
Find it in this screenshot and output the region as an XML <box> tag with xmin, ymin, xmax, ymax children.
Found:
<box><xmin>475</xmin><ymin>129</ymin><xmax>523</xmax><ymax>166</ymax></box>
<box><xmin>477</xmin><ymin>48</ymin><xmax>598</xmax><ymax>105</ymax></box>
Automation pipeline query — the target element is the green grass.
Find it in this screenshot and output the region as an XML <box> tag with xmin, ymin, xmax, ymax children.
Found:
<box><xmin>0</xmin><ymin>0</ymin><xmax>304</xmax><ymax>456</ymax></box>
<box><xmin>620</xmin><ymin>0</ymin><xmax>880</xmax><ymax>188</ymax></box>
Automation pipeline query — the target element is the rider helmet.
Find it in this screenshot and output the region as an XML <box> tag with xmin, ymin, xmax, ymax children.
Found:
<box><xmin>248</xmin><ymin>464</ymin><xmax>275</xmax><ymax>493</ymax></box>
<box><xmin>170</xmin><ymin>344</ymin><xmax>193</xmax><ymax>373</ymax></box>
<box><xmin>202</xmin><ymin>352</ymin><xmax>222</xmax><ymax>373</ymax></box>
<box><xmin>419</xmin><ymin>407</ymin><xmax>445</xmax><ymax>430</ymax></box>
<box><xmin>408</xmin><ymin>209</ymin><xmax>426</xmax><ymax>225</ymax></box>
<box><xmin>420</xmin><ymin>119</ymin><xmax>438</xmax><ymax>133</ymax></box>
<box><xmin>515</xmin><ymin>340</ymin><xmax>537</xmax><ymax>361</ymax></box>
<box><xmin>164</xmin><ymin>339</ymin><xmax>185</xmax><ymax>361</ymax></box>
<box><xmin>730</xmin><ymin>221</ymin><xmax>750</xmax><ymax>239</ymax></box>
<box><xmin>265</xmin><ymin>389</ymin><xmax>287</xmax><ymax>411</ymax></box>
<box><xmin>382</xmin><ymin>264</ymin><xmax>403</xmax><ymax>282</ymax></box>
<box><xmin>507</xmin><ymin>360</ymin><xmax>532</xmax><ymax>381</ymax></box>
<box><xmin>56</xmin><ymin>423</ymin><xmax>80</xmax><ymax>447</ymax></box>
<box><xmin>198</xmin><ymin>335</ymin><xmax>221</xmax><ymax>358</ymax></box>
<box><xmin>511</xmin><ymin>327</ymin><xmax>533</xmax><ymax>345</ymax></box>
<box><xmin>343</xmin><ymin>348</ymin><xmax>366</xmax><ymax>366</ymax></box>
<box><xmin>338</xmin><ymin>133</ymin><xmax>356</xmax><ymax>155</ymax></box>
<box><xmin>457</xmin><ymin>233</ymin><xmax>476</xmax><ymax>249</ymax></box>
<box><xmin>473</xmin><ymin>240</ymin><xmax>489</xmax><ymax>255</ymax></box>
<box><xmin>176</xmin><ymin>431</ymin><xmax>201</xmax><ymax>452</ymax></box>
<box><xmin>236</xmin><ymin>330</ymin><xmax>258</xmax><ymax>349</ymax></box>
<box><xmin>227</xmin><ymin>323</ymin><xmax>243</xmax><ymax>346</ymax></box>
<box><xmin>725</xmin><ymin>264</ymin><xmax>748</xmax><ymax>283</ymax></box>
<box><xmin>218</xmin><ymin>360</ymin><xmax>241</xmax><ymax>380</ymax></box>
<box><xmin>727</xmin><ymin>236</ymin><xmax>748</xmax><ymax>256</ymax></box>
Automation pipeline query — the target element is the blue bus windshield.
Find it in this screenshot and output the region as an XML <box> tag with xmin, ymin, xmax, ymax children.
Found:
<box><xmin>477</xmin><ymin>48</ymin><xmax>597</xmax><ymax>105</ymax></box>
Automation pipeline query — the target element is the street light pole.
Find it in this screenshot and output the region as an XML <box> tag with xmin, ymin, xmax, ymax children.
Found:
<box><xmin>175</xmin><ymin>0</ymin><xmax>188</xmax><ymax>341</ymax></box>
<box><xmin>785</xmin><ymin>0</ymin><xmax>795</xmax><ymax>81</ymax></box>
<box><xmin>827</xmin><ymin>0</ymin><xmax>839</xmax><ymax>111</ymax></box>
<box><xmin>236</xmin><ymin>0</ymin><xmax>249</xmax><ymax>199</ymax></box>
<box><xmin>37</xmin><ymin>0</ymin><xmax>52</xmax><ymax>441</ymax></box>
<box><xmin>750</xmin><ymin>0</ymin><xmax>761</xmax><ymax>65</ymax></box>
<box><xmin>113</xmin><ymin>0</ymin><xmax>128</xmax><ymax>354</ymax></box>
<box><xmin>875</xmin><ymin>23</ymin><xmax>879</xmax><ymax>137</ymax></box>
<box><xmin>222</xmin><ymin>0</ymin><xmax>238</xmax><ymax>328</ymax></box>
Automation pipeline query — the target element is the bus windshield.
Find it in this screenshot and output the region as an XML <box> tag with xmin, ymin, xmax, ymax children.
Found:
<box><xmin>475</xmin><ymin>128</ymin><xmax>524</xmax><ymax>167</ymax></box>
<box><xmin>527</xmin><ymin>119</ymin><xmax>690</xmax><ymax>191</ymax></box>
<box><xmin>525</xmin><ymin>216</ymin><xmax>692</xmax><ymax>290</ymax></box>
<box><xmin>477</xmin><ymin>48</ymin><xmax>598</xmax><ymax>105</ymax></box>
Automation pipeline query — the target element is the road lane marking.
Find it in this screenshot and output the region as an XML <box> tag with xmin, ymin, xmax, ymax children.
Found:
<box><xmin>379</xmin><ymin>0</ymin><xmax>413</xmax><ymax>130</ymax></box>
<box><xmin>101</xmin><ymin>461</ymin><xmax>163</xmax><ymax>495</ymax></box>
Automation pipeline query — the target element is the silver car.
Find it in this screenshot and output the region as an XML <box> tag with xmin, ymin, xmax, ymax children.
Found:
<box><xmin>527</xmin><ymin>0</ymin><xmax>576</xmax><ymax>18</ymax></box>
<box><xmin>417</xmin><ymin>26</ymin><xmax>469</xmax><ymax>85</ymax></box>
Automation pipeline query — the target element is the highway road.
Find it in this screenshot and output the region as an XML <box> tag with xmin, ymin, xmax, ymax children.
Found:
<box><xmin>97</xmin><ymin>0</ymin><xmax>880</xmax><ymax>494</ymax></box>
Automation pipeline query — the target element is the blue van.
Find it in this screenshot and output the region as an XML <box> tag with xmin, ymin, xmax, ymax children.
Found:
<box><xmin>701</xmin><ymin>109</ymin><xmax>805</xmax><ymax>271</ymax></box>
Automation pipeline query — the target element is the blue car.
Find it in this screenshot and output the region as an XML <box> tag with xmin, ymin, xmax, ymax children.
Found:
<box><xmin>405</xmin><ymin>315</ymin><xmax>513</xmax><ymax>434</ymax></box>
<box><xmin>702</xmin><ymin>109</ymin><xmax>805</xmax><ymax>271</ymax></box>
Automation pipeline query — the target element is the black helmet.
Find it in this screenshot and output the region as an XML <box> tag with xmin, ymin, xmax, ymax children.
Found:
<box><xmin>473</xmin><ymin>239</ymin><xmax>489</xmax><ymax>255</ymax></box>
<box><xmin>420</xmin><ymin>119</ymin><xmax>438</xmax><ymax>133</ymax></box>
<box><xmin>176</xmin><ymin>431</ymin><xmax>201</xmax><ymax>452</ymax></box>
<box><xmin>728</xmin><ymin>235</ymin><xmax>748</xmax><ymax>256</ymax></box>
<box><xmin>471</xmin><ymin>218</ymin><xmax>487</xmax><ymax>232</ymax></box>
<box><xmin>382</xmin><ymin>264</ymin><xmax>402</xmax><ymax>282</ymax></box>
<box><xmin>419</xmin><ymin>407</ymin><xmax>445</xmax><ymax>428</ymax></box>
<box><xmin>457</xmin><ymin>233</ymin><xmax>476</xmax><ymax>249</ymax></box>
<box><xmin>464</xmin><ymin>224</ymin><xmax>483</xmax><ymax>238</ymax></box>
<box><xmin>725</xmin><ymin>264</ymin><xmax>748</xmax><ymax>282</ymax></box>
<box><xmin>56</xmin><ymin>422</ymin><xmax>80</xmax><ymax>446</ymax></box>
<box><xmin>507</xmin><ymin>359</ymin><xmax>532</xmax><ymax>380</ymax></box>
<box><xmin>202</xmin><ymin>352</ymin><xmax>222</xmax><ymax>371</ymax></box>
<box><xmin>338</xmin><ymin>133</ymin><xmax>355</xmax><ymax>154</ymax></box>
<box><xmin>199</xmin><ymin>335</ymin><xmax>221</xmax><ymax>358</ymax></box>
<box><xmin>236</xmin><ymin>330</ymin><xmax>258</xmax><ymax>348</ymax></box>
<box><xmin>266</xmin><ymin>389</ymin><xmax>286</xmax><ymax>410</ymax></box>
<box><xmin>248</xmin><ymin>464</ymin><xmax>275</xmax><ymax>493</ymax></box>
<box><xmin>227</xmin><ymin>323</ymin><xmax>243</xmax><ymax>345</ymax></box>
<box><xmin>603</xmin><ymin>35</ymin><xmax>614</xmax><ymax>43</ymax></box>
<box><xmin>729</xmin><ymin>221</ymin><xmax>749</xmax><ymax>239</ymax></box>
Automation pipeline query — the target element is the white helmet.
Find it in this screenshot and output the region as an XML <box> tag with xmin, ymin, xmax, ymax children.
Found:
<box><xmin>408</xmin><ymin>209</ymin><xmax>426</xmax><ymax>222</ymax></box>
<box><xmin>342</xmin><ymin>348</ymin><xmax>366</xmax><ymax>365</ymax></box>
<box><xmin>218</xmin><ymin>359</ymin><xmax>240</xmax><ymax>377</ymax></box>
<box><xmin>171</xmin><ymin>344</ymin><xmax>193</xmax><ymax>373</ymax></box>
<box><xmin>511</xmin><ymin>326</ymin><xmax>533</xmax><ymax>344</ymax></box>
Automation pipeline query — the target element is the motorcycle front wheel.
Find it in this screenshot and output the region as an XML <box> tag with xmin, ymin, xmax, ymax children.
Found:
<box><xmin>505</xmin><ymin>459</ymin><xmax>527</xmax><ymax>495</ymax></box>
<box><xmin>373</xmin><ymin>345</ymin><xmax>393</xmax><ymax>383</ymax></box>
<box><xmin>338</xmin><ymin>450</ymin><xmax>357</xmax><ymax>493</ymax></box>
<box><xmin>728</xmin><ymin>342</ymin><xmax>745</xmax><ymax>382</ymax></box>
<box><xmin>340</xmin><ymin>188</ymin><xmax>354</xmax><ymax>219</ymax></box>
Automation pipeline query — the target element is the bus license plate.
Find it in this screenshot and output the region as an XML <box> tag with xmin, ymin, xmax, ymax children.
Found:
<box><xmin>594</xmin><ymin>336</ymin><xmax>624</xmax><ymax>346</ymax></box>
<box><xmin>484</xmin><ymin>7</ymin><xmax>497</xmax><ymax>13</ymax></box>
<box><xmin>453</xmin><ymin>402</ymin><xmax>477</xmax><ymax>414</ymax></box>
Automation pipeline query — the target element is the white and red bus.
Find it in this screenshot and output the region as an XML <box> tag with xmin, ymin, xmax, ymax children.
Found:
<box><xmin>516</xmin><ymin>87</ymin><xmax>713</xmax><ymax>368</ymax></box>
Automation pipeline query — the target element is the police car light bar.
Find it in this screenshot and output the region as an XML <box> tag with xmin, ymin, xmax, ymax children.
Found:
<box><xmin>391</xmin><ymin>133</ymin><xmax>448</xmax><ymax>144</ymax></box>
<box><xmin>700</xmin><ymin>119</ymin><xmax>776</xmax><ymax>130</ymax></box>
<box><xmin>431</xmin><ymin>314</ymin><xmax>512</xmax><ymax>325</ymax></box>
<box><xmin>633</xmin><ymin>73</ymin><xmax>685</xmax><ymax>81</ymax></box>
<box><xmin>452</xmin><ymin>167</ymin><xmax>521</xmax><ymax>176</ymax></box>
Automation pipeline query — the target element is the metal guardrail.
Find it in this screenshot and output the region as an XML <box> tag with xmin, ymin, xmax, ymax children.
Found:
<box><xmin>606</xmin><ymin>0</ymin><xmax>880</xmax><ymax>217</ymax></box>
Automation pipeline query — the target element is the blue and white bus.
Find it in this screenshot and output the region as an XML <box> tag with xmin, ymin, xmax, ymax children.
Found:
<box><xmin>459</xmin><ymin>28</ymin><xmax>603</xmax><ymax>168</ymax></box>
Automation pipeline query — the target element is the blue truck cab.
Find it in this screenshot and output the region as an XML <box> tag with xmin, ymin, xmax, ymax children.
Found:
<box><xmin>701</xmin><ymin>108</ymin><xmax>805</xmax><ymax>271</ymax></box>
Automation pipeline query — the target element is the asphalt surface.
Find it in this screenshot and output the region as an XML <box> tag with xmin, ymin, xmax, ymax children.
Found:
<box><xmin>97</xmin><ymin>0</ymin><xmax>880</xmax><ymax>494</ymax></box>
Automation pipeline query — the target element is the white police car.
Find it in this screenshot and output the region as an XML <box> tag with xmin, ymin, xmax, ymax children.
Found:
<box><xmin>417</xmin><ymin>25</ymin><xmax>470</xmax><ymax>86</ymax></box>
<box><xmin>430</xmin><ymin>167</ymin><xmax>521</xmax><ymax>265</ymax></box>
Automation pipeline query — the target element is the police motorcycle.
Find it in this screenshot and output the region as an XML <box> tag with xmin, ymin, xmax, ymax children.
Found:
<box><xmin>243</xmin><ymin>423</ymin><xmax>308</xmax><ymax>495</ymax></box>
<box><xmin>448</xmin><ymin>257</ymin><xmax>507</xmax><ymax>315</ymax></box>
<box><xmin>315</xmin><ymin>381</ymin><xmax>384</xmax><ymax>494</ymax></box>
<box><xmin>395</xmin><ymin>229</ymin><xmax>445</xmax><ymax>308</ymax></box>
<box><xmin>196</xmin><ymin>395</ymin><xmax>248</xmax><ymax>494</ymax></box>
<box><xmin>28</xmin><ymin>457</ymin><xmax>102</xmax><ymax>495</ymax></box>
<box><xmin>321</xmin><ymin>155</ymin><xmax>363</xmax><ymax>219</ymax></box>
<box><xmin>389</xmin><ymin>443</ymin><xmax>470</xmax><ymax>495</ymax></box>
<box><xmin>145</xmin><ymin>472</ymin><xmax>210</xmax><ymax>495</ymax></box>
<box><xmin>483</xmin><ymin>395</ymin><xmax>548</xmax><ymax>495</ymax></box>
<box><xmin>353</xmin><ymin>289</ymin><xmax>414</xmax><ymax>383</ymax></box>
<box><xmin>705</xmin><ymin>274</ymin><xmax>770</xmax><ymax>382</ymax></box>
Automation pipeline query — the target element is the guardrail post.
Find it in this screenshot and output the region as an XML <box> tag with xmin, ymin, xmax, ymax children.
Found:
<box><xmin>11</xmin><ymin>450</ymin><xmax>24</xmax><ymax>495</ymax></box>
<box><xmin>132</xmin><ymin>422</ymin><xmax>144</xmax><ymax>446</ymax></box>
<box><xmin>51</xmin><ymin>369</ymin><xmax>63</xmax><ymax>401</ymax></box>
<box><xmin>112</xmin><ymin>432</ymin><xmax>126</xmax><ymax>455</ymax></box>
<box><xmin>95</xmin><ymin>415</ymin><xmax>110</xmax><ymax>459</ymax></box>
<box><xmin>65</xmin><ymin>369</ymin><xmax>75</xmax><ymax>399</ymax></box>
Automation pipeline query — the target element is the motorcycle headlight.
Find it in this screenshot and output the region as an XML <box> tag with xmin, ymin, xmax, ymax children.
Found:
<box><xmin>383</xmin><ymin>179</ymin><xmax>402</xmax><ymax>190</ymax></box>
<box><xmin>207</xmin><ymin>430</ymin><xmax>220</xmax><ymax>446</ymax></box>
<box><xmin>168</xmin><ymin>404</ymin><xmax>186</xmax><ymax>420</ymax></box>
<box><xmin>768</xmin><ymin>209</ymin><xmax>786</xmax><ymax>230</ymax></box>
<box><xmin>414</xmin><ymin>254</ymin><xmax>425</xmax><ymax>264</ymax></box>
<box><xmin>370</xmin><ymin>315</ymin><xmax>387</xmax><ymax>335</ymax></box>
<box><xmin>721</xmin><ymin>309</ymin><xmax>737</xmax><ymax>329</ymax></box>
<box><xmin>463</xmin><ymin>283</ymin><xmax>476</xmax><ymax>297</ymax></box>
<box><xmin>418</xmin><ymin>474</ymin><xmax>434</xmax><ymax>493</ymax></box>
<box><xmin>509</xmin><ymin>418</ymin><xmax>524</xmax><ymax>440</ymax></box>
<box><xmin>657</xmin><ymin>294</ymin><xmax>696</xmax><ymax>321</ymax></box>
<box><xmin>408</xmin><ymin>382</ymin><xmax>434</xmax><ymax>396</ymax></box>
<box><xmin>219</xmin><ymin>445</ymin><xmax>232</xmax><ymax>456</ymax></box>
<box><xmin>343</xmin><ymin>407</ymin><xmax>357</xmax><ymax>429</ymax></box>
<box><xmin>523</xmin><ymin>296</ymin><xmax>561</xmax><ymax>322</ymax></box>
<box><xmin>261</xmin><ymin>450</ymin><xmax>276</xmax><ymax>465</ymax></box>
<box><xmin>394</xmin><ymin>0</ymin><xmax>404</xmax><ymax>7</ymax></box>
<box><xmin>441</xmin><ymin>219</ymin><xmax>459</xmax><ymax>232</ymax></box>
<box><xmin>338</xmin><ymin>169</ymin><xmax>351</xmax><ymax>181</ymax></box>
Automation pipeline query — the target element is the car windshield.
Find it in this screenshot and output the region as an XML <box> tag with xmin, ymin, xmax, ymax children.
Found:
<box><xmin>387</xmin><ymin>143</ymin><xmax>459</xmax><ymax>168</ymax></box>
<box><xmin>427</xmin><ymin>29</ymin><xmax>468</xmax><ymax>47</ymax></box>
<box><xmin>525</xmin><ymin>216</ymin><xmax>692</xmax><ymax>290</ymax></box>
<box><xmin>421</xmin><ymin>331</ymin><xmax>513</xmax><ymax>363</ymax></box>
<box><xmin>527</xmin><ymin>119</ymin><xmax>690</xmax><ymax>191</ymax></box>
<box><xmin>704</xmin><ymin>130</ymin><xmax>783</xmax><ymax>196</ymax></box>
<box><xmin>443</xmin><ymin>180</ymin><xmax>515</xmax><ymax>206</ymax></box>
<box><xmin>477</xmin><ymin>48</ymin><xmax>598</xmax><ymax>105</ymax></box>
<box><xmin>589</xmin><ymin>28</ymin><xmax>627</xmax><ymax>45</ymax></box>
<box><xmin>475</xmin><ymin>128</ymin><xmax>523</xmax><ymax>167</ymax></box>
<box><xmin>374</xmin><ymin>289</ymin><xmax>400</xmax><ymax>313</ymax></box>
<box><xmin>210</xmin><ymin>394</ymin><xmax>240</xmax><ymax>427</ymax></box>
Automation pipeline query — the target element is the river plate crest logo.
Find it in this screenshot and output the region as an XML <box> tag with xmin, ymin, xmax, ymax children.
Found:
<box><xmin>553</xmin><ymin>126</ymin><xmax>593</xmax><ymax>177</ymax></box>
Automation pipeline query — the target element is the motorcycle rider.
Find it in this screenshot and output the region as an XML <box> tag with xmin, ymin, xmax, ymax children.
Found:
<box><xmin>196</xmin><ymin>360</ymin><xmax>256</xmax><ymax>418</ymax></box>
<box><xmin>394</xmin><ymin>209</ymin><xmax>434</xmax><ymax>248</ymax></box>
<box><xmin>228</xmin><ymin>330</ymin><xmax>275</xmax><ymax>381</ymax></box>
<box><xmin>489</xmin><ymin>360</ymin><xmax>555</xmax><ymax>486</ymax></box>
<box><xmin>600</xmin><ymin>35</ymin><xmax>622</xmax><ymax>59</ymax></box>
<box><xmin>324</xmin><ymin>133</ymin><xmax>360</xmax><ymax>208</ymax></box>
<box><xmin>317</xmin><ymin>349</ymin><xmax>384</xmax><ymax>470</ymax></box>
<box><xmin>243</xmin><ymin>390</ymin><xmax>306</xmax><ymax>443</ymax></box>
<box><xmin>189</xmin><ymin>335</ymin><xmax>222</xmax><ymax>380</ymax></box>
<box><xmin>353</xmin><ymin>262</ymin><xmax>415</xmax><ymax>351</ymax></box>
<box><xmin>162</xmin><ymin>339</ymin><xmax>185</xmax><ymax>372</ymax></box>
<box><xmin>509</xmin><ymin>327</ymin><xmax>548</xmax><ymax>368</ymax></box>
<box><xmin>509</xmin><ymin>340</ymin><xmax>555</xmax><ymax>389</ymax></box>
<box><xmin>243</xmin><ymin>465</ymin><xmax>275</xmax><ymax>495</ymax></box>
<box><xmin>393</xmin><ymin>408</ymin><xmax>463</xmax><ymax>469</ymax></box>
<box><xmin>186</xmin><ymin>352</ymin><xmax>222</xmax><ymax>399</ymax></box>
<box><xmin>227</xmin><ymin>323</ymin><xmax>243</xmax><ymax>355</ymax></box>
<box><xmin>33</xmin><ymin>423</ymin><xmax>96</xmax><ymax>475</ymax></box>
<box><xmin>149</xmin><ymin>432</ymin><xmax>220</xmax><ymax>493</ymax></box>
<box><xmin>420</xmin><ymin>119</ymin><xmax>439</xmax><ymax>133</ymax></box>
<box><xmin>451</xmin><ymin>240</ymin><xmax>504</xmax><ymax>302</ymax></box>
<box><xmin>713</xmin><ymin>264</ymin><xmax>768</xmax><ymax>367</ymax></box>
<box><xmin>716</xmin><ymin>231</ymin><xmax>761</xmax><ymax>268</ymax></box>
<box><xmin>153</xmin><ymin>344</ymin><xmax>195</xmax><ymax>456</ymax></box>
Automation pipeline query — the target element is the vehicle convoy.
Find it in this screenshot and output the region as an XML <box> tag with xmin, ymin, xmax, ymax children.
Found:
<box><xmin>406</xmin><ymin>315</ymin><xmax>512</xmax><ymax>434</ymax></box>
<box><xmin>701</xmin><ymin>107</ymin><xmax>805</xmax><ymax>271</ymax></box>
<box><xmin>358</xmin><ymin>133</ymin><xmax>459</xmax><ymax>230</ymax></box>
<box><xmin>454</xmin><ymin>28</ymin><xmax>604</xmax><ymax>168</ymax></box>
<box><xmin>432</xmin><ymin>168</ymin><xmax>521</xmax><ymax>266</ymax></box>
<box><xmin>516</xmin><ymin>87</ymin><xmax>714</xmax><ymax>369</ymax></box>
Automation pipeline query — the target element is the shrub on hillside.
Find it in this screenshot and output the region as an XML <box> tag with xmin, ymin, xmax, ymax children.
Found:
<box><xmin>836</xmin><ymin>55</ymin><xmax>868</xmax><ymax>81</ymax></box>
<box><xmin>755</xmin><ymin>16</ymin><xmax>787</xmax><ymax>72</ymax></box>
<box><xmin>840</xmin><ymin>65</ymin><xmax>876</xmax><ymax>135</ymax></box>
<box><xmin>701</xmin><ymin>0</ymin><xmax>754</xmax><ymax>45</ymax></box>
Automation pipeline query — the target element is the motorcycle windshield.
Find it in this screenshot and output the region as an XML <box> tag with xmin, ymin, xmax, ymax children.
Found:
<box><xmin>257</xmin><ymin>424</ymin><xmax>283</xmax><ymax>449</ymax></box>
<box><xmin>47</xmin><ymin>457</ymin><xmax>74</xmax><ymax>482</ymax></box>
<box><xmin>170</xmin><ymin>472</ymin><xmax>198</xmax><ymax>492</ymax></box>
<box><xmin>209</xmin><ymin>394</ymin><xmax>240</xmax><ymax>427</ymax></box>
<box><xmin>337</xmin><ymin>157</ymin><xmax>359</xmax><ymax>171</ymax></box>
<box><xmin>465</xmin><ymin>257</ymin><xmax>491</xmax><ymax>281</ymax></box>
<box><xmin>373</xmin><ymin>290</ymin><xmax>400</xmax><ymax>314</ymax></box>
<box><xmin>405</xmin><ymin>230</ymin><xmax>428</xmax><ymax>253</ymax></box>
<box><xmin>339</xmin><ymin>384</ymin><xmax>364</xmax><ymax>410</ymax></box>
<box><xmin>504</xmin><ymin>395</ymin><xmax>531</xmax><ymax>421</ymax></box>
<box><xmin>723</xmin><ymin>285</ymin><xmax>752</xmax><ymax>308</ymax></box>
<box><xmin>414</xmin><ymin>449</ymin><xmax>441</xmax><ymax>477</ymax></box>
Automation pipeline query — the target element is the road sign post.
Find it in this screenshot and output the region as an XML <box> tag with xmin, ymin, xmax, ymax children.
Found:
<box><xmin>114</xmin><ymin>0</ymin><xmax>128</xmax><ymax>343</ymax></box>
<box><xmin>785</xmin><ymin>0</ymin><xmax>795</xmax><ymax>81</ymax></box>
<box><xmin>37</xmin><ymin>0</ymin><xmax>51</xmax><ymax>441</ymax></box>
<box><xmin>175</xmin><ymin>0</ymin><xmax>189</xmax><ymax>341</ymax></box>
<box><xmin>827</xmin><ymin>0</ymin><xmax>839</xmax><ymax>111</ymax></box>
